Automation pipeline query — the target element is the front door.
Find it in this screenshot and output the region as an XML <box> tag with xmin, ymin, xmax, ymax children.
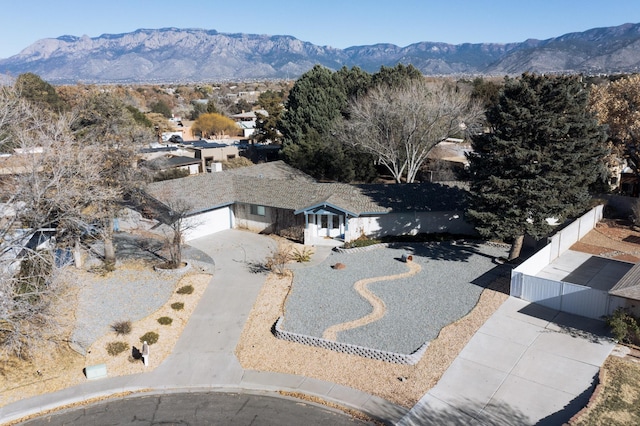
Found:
<box><xmin>317</xmin><ymin>214</ymin><xmax>343</xmax><ymax>238</ymax></box>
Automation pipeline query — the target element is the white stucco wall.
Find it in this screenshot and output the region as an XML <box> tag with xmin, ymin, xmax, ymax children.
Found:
<box><xmin>345</xmin><ymin>211</ymin><xmax>475</xmax><ymax>242</ymax></box>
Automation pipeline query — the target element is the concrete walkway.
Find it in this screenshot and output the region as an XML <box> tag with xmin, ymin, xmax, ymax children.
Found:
<box><xmin>398</xmin><ymin>297</ymin><xmax>615</xmax><ymax>426</ymax></box>
<box><xmin>0</xmin><ymin>230</ymin><xmax>405</xmax><ymax>424</ymax></box>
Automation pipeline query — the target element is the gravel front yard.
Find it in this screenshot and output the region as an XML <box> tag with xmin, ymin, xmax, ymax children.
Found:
<box><xmin>281</xmin><ymin>241</ymin><xmax>510</xmax><ymax>354</ymax></box>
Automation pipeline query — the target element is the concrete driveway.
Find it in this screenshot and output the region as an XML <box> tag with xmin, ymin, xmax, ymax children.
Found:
<box><xmin>398</xmin><ymin>297</ymin><xmax>615</xmax><ymax>425</ymax></box>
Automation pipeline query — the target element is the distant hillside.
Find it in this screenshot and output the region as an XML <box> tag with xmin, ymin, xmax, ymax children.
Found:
<box><xmin>0</xmin><ymin>24</ymin><xmax>639</xmax><ymax>84</ymax></box>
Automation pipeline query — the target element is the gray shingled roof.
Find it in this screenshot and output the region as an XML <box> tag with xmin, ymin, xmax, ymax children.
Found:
<box><xmin>610</xmin><ymin>262</ymin><xmax>640</xmax><ymax>301</ymax></box>
<box><xmin>145</xmin><ymin>161</ymin><xmax>469</xmax><ymax>216</ymax></box>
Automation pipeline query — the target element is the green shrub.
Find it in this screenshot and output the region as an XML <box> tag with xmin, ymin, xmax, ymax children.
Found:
<box><xmin>176</xmin><ymin>285</ymin><xmax>194</xmax><ymax>295</ymax></box>
<box><xmin>106</xmin><ymin>341</ymin><xmax>129</xmax><ymax>356</ymax></box>
<box><xmin>111</xmin><ymin>320</ymin><xmax>132</xmax><ymax>336</ymax></box>
<box><xmin>606</xmin><ymin>308</ymin><xmax>640</xmax><ymax>344</ymax></box>
<box><xmin>139</xmin><ymin>331</ymin><xmax>159</xmax><ymax>345</ymax></box>
<box><xmin>292</xmin><ymin>247</ymin><xmax>313</xmax><ymax>263</ymax></box>
<box><xmin>171</xmin><ymin>302</ymin><xmax>184</xmax><ymax>311</ymax></box>
<box><xmin>157</xmin><ymin>316</ymin><xmax>173</xmax><ymax>325</ymax></box>
<box><xmin>344</xmin><ymin>237</ymin><xmax>381</xmax><ymax>249</ymax></box>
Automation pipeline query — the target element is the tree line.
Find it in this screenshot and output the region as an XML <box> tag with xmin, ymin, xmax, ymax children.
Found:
<box><xmin>277</xmin><ymin>67</ymin><xmax>639</xmax><ymax>259</ymax></box>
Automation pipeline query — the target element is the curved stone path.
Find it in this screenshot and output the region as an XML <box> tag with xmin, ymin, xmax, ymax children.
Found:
<box><xmin>322</xmin><ymin>261</ymin><xmax>422</xmax><ymax>341</ymax></box>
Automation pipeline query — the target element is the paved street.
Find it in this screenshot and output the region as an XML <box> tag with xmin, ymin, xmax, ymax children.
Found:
<box><xmin>19</xmin><ymin>391</ymin><xmax>372</xmax><ymax>425</ymax></box>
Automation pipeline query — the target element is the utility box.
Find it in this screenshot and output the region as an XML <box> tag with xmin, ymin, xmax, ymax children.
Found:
<box><xmin>84</xmin><ymin>363</ymin><xmax>107</xmax><ymax>380</ymax></box>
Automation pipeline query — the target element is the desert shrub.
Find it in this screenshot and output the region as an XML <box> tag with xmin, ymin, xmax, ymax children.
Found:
<box><xmin>111</xmin><ymin>320</ymin><xmax>132</xmax><ymax>336</ymax></box>
<box><xmin>153</xmin><ymin>168</ymin><xmax>190</xmax><ymax>182</ymax></box>
<box><xmin>606</xmin><ymin>308</ymin><xmax>640</xmax><ymax>345</ymax></box>
<box><xmin>106</xmin><ymin>341</ymin><xmax>129</xmax><ymax>356</ymax></box>
<box><xmin>176</xmin><ymin>285</ymin><xmax>194</xmax><ymax>295</ymax></box>
<box><xmin>171</xmin><ymin>302</ymin><xmax>184</xmax><ymax>311</ymax></box>
<box><xmin>139</xmin><ymin>331</ymin><xmax>159</xmax><ymax>345</ymax></box>
<box><xmin>221</xmin><ymin>156</ymin><xmax>253</xmax><ymax>170</ymax></box>
<box><xmin>265</xmin><ymin>244</ymin><xmax>293</xmax><ymax>276</ymax></box>
<box><xmin>157</xmin><ymin>316</ymin><xmax>173</xmax><ymax>325</ymax></box>
<box><xmin>291</xmin><ymin>247</ymin><xmax>313</xmax><ymax>263</ymax></box>
<box><xmin>344</xmin><ymin>233</ymin><xmax>381</xmax><ymax>249</ymax></box>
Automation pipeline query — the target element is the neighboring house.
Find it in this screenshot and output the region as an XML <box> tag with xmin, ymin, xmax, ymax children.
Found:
<box><xmin>182</xmin><ymin>141</ymin><xmax>239</xmax><ymax>172</ymax></box>
<box><xmin>231</xmin><ymin>110</ymin><xmax>268</xmax><ymax>138</ymax></box>
<box><xmin>609</xmin><ymin>264</ymin><xmax>640</xmax><ymax>316</ymax></box>
<box><xmin>423</xmin><ymin>138</ymin><xmax>472</xmax><ymax>182</ymax></box>
<box><xmin>144</xmin><ymin>161</ymin><xmax>475</xmax><ymax>244</ymax></box>
<box><xmin>139</xmin><ymin>146</ymin><xmax>193</xmax><ymax>162</ymax></box>
<box><xmin>141</xmin><ymin>155</ymin><xmax>201</xmax><ymax>176</ymax></box>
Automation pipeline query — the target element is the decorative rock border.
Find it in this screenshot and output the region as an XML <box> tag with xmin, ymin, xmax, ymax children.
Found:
<box><xmin>272</xmin><ymin>317</ymin><xmax>430</xmax><ymax>365</ymax></box>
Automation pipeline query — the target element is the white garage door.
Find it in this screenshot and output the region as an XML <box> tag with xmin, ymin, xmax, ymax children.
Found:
<box><xmin>184</xmin><ymin>207</ymin><xmax>232</xmax><ymax>241</ymax></box>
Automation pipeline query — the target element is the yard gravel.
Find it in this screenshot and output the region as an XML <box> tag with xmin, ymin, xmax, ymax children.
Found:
<box><xmin>281</xmin><ymin>241</ymin><xmax>510</xmax><ymax>354</ymax></box>
<box><xmin>70</xmin><ymin>266</ymin><xmax>185</xmax><ymax>354</ymax></box>
<box><xmin>70</xmin><ymin>233</ymin><xmax>215</xmax><ymax>354</ymax></box>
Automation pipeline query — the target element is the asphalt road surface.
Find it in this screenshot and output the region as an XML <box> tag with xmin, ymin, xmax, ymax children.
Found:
<box><xmin>17</xmin><ymin>391</ymin><xmax>376</xmax><ymax>425</ymax></box>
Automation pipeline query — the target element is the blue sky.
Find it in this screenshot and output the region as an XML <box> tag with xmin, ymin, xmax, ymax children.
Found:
<box><xmin>2</xmin><ymin>0</ymin><xmax>639</xmax><ymax>58</ymax></box>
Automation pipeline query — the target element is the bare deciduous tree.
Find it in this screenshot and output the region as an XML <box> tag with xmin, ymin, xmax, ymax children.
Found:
<box><xmin>145</xmin><ymin>191</ymin><xmax>202</xmax><ymax>269</ymax></box>
<box><xmin>0</xmin><ymin>88</ymin><xmax>79</xmax><ymax>358</ymax></box>
<box><xmin>336</xmin><ymin>80</ymin><xmax>483</xmax><ymax>183</ymax></box>
<box><xmin>71</xmin><ymin>92</ymin><xmax>154</xmax><ymax>269</ymax></box>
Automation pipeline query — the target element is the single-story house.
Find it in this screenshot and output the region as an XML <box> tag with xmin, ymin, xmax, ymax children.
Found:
<box><xmin>141</xmin><ymin>155</ymin><xmax>202</xmax><ymax>176</ymax></box>
<box><xmin>183</xmin><ymin>141</ymin><xmax>239</xmax><ymax>172</ymax></box>
<box><xmin>231</xmin><ymin>110</ymin><xmax>268</xmax><ymax>138</ymax></box>
<box><xmin>144</xmin><ymin>161</ymin><xmax>475</xmax><ymax>245</ymax></box>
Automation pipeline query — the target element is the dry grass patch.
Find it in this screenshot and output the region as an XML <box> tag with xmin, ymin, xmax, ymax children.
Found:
<box><xmin>572</xmin><ymin>356</ymin><xmax>640</xmax><ymax>426</ymax></box>
<box><xmin>0</xmin><ymin>274</ymin><xmax>86</xmax><ymax>408</ymax></box>
<box><xmin>236</xmin><ymin>272</ymin><xmax>510</xmax><ymax>408</ymax></box>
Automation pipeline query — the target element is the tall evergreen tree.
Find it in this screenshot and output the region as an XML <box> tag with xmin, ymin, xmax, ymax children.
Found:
<box><xmin>253</xmin><ymin>90</ymin><xmax>284</xmax><ymax>144</ymax></box>
<box><xmin>14</xmin><ymin>73</ymin><xmax>66</xmax><ymax>112</ymax></box>
<box><xmin>280</xmin><ymin>65</ymin><xmax>377</xmax><ymax>182</ymax></box>
<box><xmin>466</xmin><ymin>74</ymin><xmax>607</xmax><ymax>260</ymax></box>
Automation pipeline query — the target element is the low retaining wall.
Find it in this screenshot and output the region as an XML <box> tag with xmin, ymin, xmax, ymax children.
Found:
<box><xmin>272</xmin><ymin>317</ymin><xmax>429</xmax><ymax>365</ymax></box>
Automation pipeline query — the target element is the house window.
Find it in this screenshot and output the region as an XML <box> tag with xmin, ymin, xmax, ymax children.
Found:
<box><xmin>250</xmin><ymin>205</ymin><xmax>266</xmax><ymax>216</ymax></box>
<box><xmin>332</xmin><ymin>216</ymin><xmax>340</xmax><ymax>229</ymax></box>
<box><xmin>321</xmin><ymin>215</ymin><xmax>328</xmax><ymax>229</ymax></box>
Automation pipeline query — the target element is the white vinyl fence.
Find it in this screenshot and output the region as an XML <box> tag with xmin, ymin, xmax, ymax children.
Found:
<box><xmin>511</xmin><ymin>272</ymin><xmax>626</xmax><ymax>320</ymax></box>
<box><xmin>510</xmin><ymin>205</ymin><xmax>626</xmax><ymax>320</ymax></box>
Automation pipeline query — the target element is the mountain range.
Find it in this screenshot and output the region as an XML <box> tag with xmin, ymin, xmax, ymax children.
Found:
<box><xmin>1</xmin><ymin>23</ymin><xmax>639</xmax><ymax>84</ymax></box>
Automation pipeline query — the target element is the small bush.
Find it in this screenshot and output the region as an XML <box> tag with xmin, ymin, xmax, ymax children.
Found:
<box><xmin>176</xmin><ymin>285</ymin><xmax>194</xmax><ymax>295</ymax></box>
<box><xmin>106</xmin><ymin>341</ymin><xmax>129</xmax><ymax>356</ymax></box>
<box><xmin>171</xmin><ymin>302</ymin><xmax>184</xmax><ymax>311</ymax></box>
<box><xmin>292</xmin><ymin>247</ymin><xmax>313</xmax><ymax>263</ymax></box>
<box><xmin>265</xmin><ymin>244</ymin><xmax>293</xmax><ymax>276</ymax></box>
<box><xmin>139</xmin><ymin>331</ymin><xmax>159</xmax><ymax>345</ymax></box>
<box><xmin>344</xmin><ymin>236</ymin><xmax>381</xmax><ymax>249</ymax></box>
<box><xmin>606</xmin><ymin>308</ymin><xmax>640</xmax><ymax>344</ymax></box>
<box><xmin>111</xmin><ymin>320</ymin><xmax>132</xmax><ymax>336</ymax></box>
<box><xmin>157</xmin><ymin>316</ymin><xmax>173</xmax><ymax>325</ymax></box>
